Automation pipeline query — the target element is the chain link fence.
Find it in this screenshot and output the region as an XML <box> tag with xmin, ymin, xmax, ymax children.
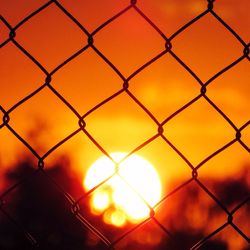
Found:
<box><xmin>0</xmin><ymin>0</ymin><xmax>249</xmax><ymax>249</ymax></box>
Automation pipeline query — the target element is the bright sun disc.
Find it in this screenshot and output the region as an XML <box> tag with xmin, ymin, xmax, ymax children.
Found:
<box><xmin>84</xmin><ymin>152</ymin><xmax>162</xmax><ymax>226</ymax></box>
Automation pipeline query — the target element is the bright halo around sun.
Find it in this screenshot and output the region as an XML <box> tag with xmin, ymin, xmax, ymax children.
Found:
<box><xmin>84</xmin><ymin>152</ymin><xmax>162</xmax><ymax>227</ymax></box>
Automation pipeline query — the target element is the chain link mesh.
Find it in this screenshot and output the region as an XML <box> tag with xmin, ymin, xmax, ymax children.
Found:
<box><xmin>0</xmin><ymin>0</ymin><xmax>249</xmax><ymax>249</ymax></box>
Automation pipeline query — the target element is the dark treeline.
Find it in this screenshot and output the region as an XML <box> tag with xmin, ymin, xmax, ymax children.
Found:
<box><xmin>0</xmin><ymin>157</ymin><xmax>249</xmax><ymax>250</ymax></box>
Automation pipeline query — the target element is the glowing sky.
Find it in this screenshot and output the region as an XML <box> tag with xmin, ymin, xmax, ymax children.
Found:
<box><xmin>0</xmin><ymin>0</ymin><xmax>249</xmax><ymax>186</ymax></box>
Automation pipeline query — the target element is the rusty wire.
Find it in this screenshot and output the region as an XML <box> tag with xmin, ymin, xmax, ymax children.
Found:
<box><xmin>0</xmin><ymin>0</ymin><xmax>249</xmax><ymax>249</ymax></box>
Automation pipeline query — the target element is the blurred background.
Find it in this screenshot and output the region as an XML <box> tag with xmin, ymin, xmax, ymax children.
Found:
<box><xmin>0</xmin><ymin>0</ymin><xmax>249</xmax><ymax>249</ymax></box>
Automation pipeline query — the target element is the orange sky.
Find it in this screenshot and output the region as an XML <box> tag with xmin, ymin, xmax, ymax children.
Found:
<box><xmin>0</xmin><ymin>0</ymin><xmax>249</xmax><ymax>193</ymax></box>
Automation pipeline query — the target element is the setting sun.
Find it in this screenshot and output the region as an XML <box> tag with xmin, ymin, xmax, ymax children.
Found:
<box><xmin>84</xmin><ymin>152</ymin><xmax>162</xmax><ymax>226</ymax></box>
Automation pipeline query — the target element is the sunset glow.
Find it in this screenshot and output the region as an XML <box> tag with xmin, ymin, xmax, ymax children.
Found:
<box><xmin>84</xmin><ymin>152</ymin><xmax>162</xmax><ymax>226</ymax></box>
<box><xmin>0</xmin><ymin>0</ymin><xmax>249</xmax><ymax>249</ymax></box>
